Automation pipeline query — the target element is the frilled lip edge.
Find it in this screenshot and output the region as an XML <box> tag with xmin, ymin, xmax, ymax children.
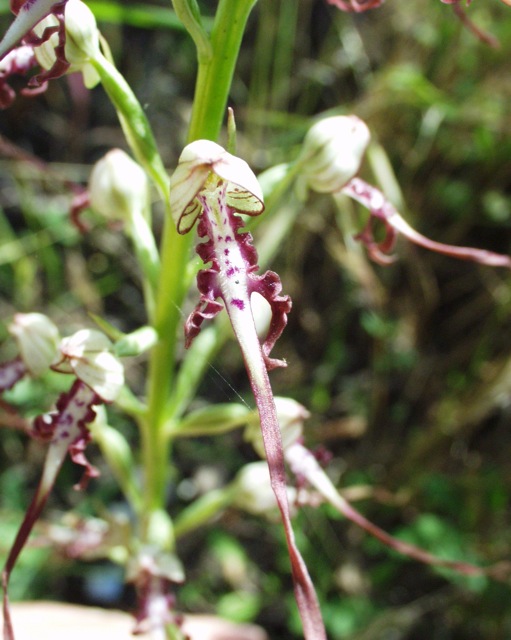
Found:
<box><xmin>184</xmin><ymin>210</ymin><xmax>292</xmax><ymax>370</ymax></box>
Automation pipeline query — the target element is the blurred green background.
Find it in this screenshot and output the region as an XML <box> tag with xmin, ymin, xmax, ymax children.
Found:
<box><xmin>1</xmin><ymin>0</ymin><xmax>511</xmax><ymax>638</ymax></box>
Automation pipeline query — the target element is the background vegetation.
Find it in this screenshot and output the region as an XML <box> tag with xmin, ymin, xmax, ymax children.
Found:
<box><xmin>1</xmin><ymin>0</ymin><xmax>511</xmax><ymax>638</ymax></box>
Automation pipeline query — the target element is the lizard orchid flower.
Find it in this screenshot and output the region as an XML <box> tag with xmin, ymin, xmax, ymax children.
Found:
<box><xmin>0</xmin><ymin>0</ymin><xmax>100</xmax><ymax>107</ymax></box>
<box><xmin>1</xmin><ymin>326</ymin><xmax>124</xmax><ymax>640</ymax></box>
<box><xmin>169</xmin><ymin>140</ymin><xmax>326</xmax><ymax>640</ymax></box>
<box><xmin>0</xmin><ymin>0</ymin><xmax>69</xmax><ymax>105</ymax></box>
<box><xmin>245</xmin><ymin>398</ymin><xmax>505</xmax><ymax>582</ymax></box>
<box><xmin>299</xmin><ymin>115</ymin><xmax>511</xmax><ymax>270</ymax></box>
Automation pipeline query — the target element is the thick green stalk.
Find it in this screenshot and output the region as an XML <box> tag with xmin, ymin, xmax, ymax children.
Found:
<box><xmin>188</xmin><ymin>0</ymin><xmax>259</xmax><ymax>141</ymax></box>
<box><xmin>144</xmin><ymin>0</ymin><xmax>259</xmax><ymax>518</ymax></box>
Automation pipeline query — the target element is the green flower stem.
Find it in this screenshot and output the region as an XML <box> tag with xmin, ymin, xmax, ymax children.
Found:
<box><xmin>187</xmin><ymin>0</ymin><xmax>259</xmax><ymax>142</ymax></box>
<box><xmin>173</xmin><ymin>486</ymin><xmax>238</xmax><ymax>539</ymax></box>
<box><xmin>143</xmin><ymin>0</ymin><xmax>259</xmax><ymax>524</ymax></box>
<box><xmin>126</xmin><ymin>210</ymin><xmax>161</xmax><ymax>319</ymax></box>
<box><xmin>90</xmin><ymin>52</ymin><xmax>170</xmax><ymax>201</ymax></box>
<box><xmin>89</xmin><ymin>418</ymin><xmax>143</xmax><ymax>514</ymax></box>
<box><xmin>170</xmin><ymin>0</ymin><xmax>212</xmax><ymax>63</ymax></box>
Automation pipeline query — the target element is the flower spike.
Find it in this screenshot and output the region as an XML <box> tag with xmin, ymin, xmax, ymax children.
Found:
<box><xmin>170</xmin><ymin>141</ymin><xmax>326</xmax><ymax>640</ymax></box>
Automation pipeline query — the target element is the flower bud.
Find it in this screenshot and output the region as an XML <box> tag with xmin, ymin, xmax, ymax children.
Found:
<box><xmin>297</xmin><ymin>115</ymin><xmax>370</xmax><ymax>198</ymax></box>
<box><xmin>64</xmin><ymin>0</ymin><xmax>100</xmax><ymax>62</ymax></box>
<box><xmin>89</xmin><ymin>149</ymin><xmax>149</xmax><ymax>223</ymax></box>
<box><xmin>9</xmin><ymin>312</ymin><xmax>60</xmax><ymax>376</ymax></box>
<box><xmin>114</xmin><ymin>325</ymin><xmax>158</xmax><ymax>358</ymax></box>
<box><xmin>234</xmin><ymin>462</ymin><xmax>297</xmax><ymax>517</ymax></box>
<box><xmin>244</xmin><ymin>397</ymin><xmax>309</xmax><ymax>459</ymax></box>
<box><xmin>55</xmin><ymin>329</ymin><xmax>124</xmax><ymax>402</ymax></box>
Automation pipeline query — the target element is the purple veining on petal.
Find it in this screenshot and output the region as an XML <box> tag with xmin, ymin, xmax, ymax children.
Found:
<box><xmin>32</xmin><ymin>379</ymin><xmax>100</xmax><ymax>486</ymax></box>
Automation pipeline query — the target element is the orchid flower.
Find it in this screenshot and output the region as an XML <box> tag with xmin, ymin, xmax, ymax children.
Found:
<box><xmin>0</xmin><ymin>0</ymin><xmax>168</xmax><ymax>202</ymax></box>
<box><xmin>244</xmin><ymin>398</ymin><xmax>506</xmax><ymax>582</ymax></box>
<box><xmin>1</xmin><ymin>325</ymin><xmax>124</xmax><ymax>640</ymax></box>
<box><xmin>298</xmin><ymin>115</ymin><xmax>511</xmax><ymax>270</ymax></box>
<box><xmin>0</xmin><ymin>0</ymin><xmax>101</xmax><ymax>107</ymax></box>
<box><xmin>169</xmin><ymin>140</ymin><xmax>326</xmax><ymax>640</ymax></box>
<box><xmin>0</xmin><ymin>0</ymin><xmax>69</xmax><ymax>106</ymax></box>
<box><xmin>343</xmin><ymin>178</ymin><xmax>511</xmax><ymax>268</ymax></box>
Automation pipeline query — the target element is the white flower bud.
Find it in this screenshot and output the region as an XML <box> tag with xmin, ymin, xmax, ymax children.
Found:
<box><xmin>89</xmin><ymin>149</ymin><xmax>149</xmax><ymax>223</ymax></box>
<box><xmin>234</xmin><ymin>462</ymin><xmax>297</xmax><ymax>517</ymax></box>
<box><xmin>64</xmin><ymin>0</ymin><xmax>100</xmax><ymax>62</ymax></box>
<box><xmin>56</xmin><ymin>329</ymin><xmax>124</xmax><ymax>402</ymax></box>
<box><xmin>244</xmin><ymin>397</ymin><xmax>309</xmax><ymax>459</ymax></box>
<box><xmin>297</xmin><ymin>115</ymin><xmax>371</xmax><ymax>198</ymax></box>
<box><xmin>8</xmin><ymin>312</ymin><xmax>60</xmax><ymax>376</ymax></box>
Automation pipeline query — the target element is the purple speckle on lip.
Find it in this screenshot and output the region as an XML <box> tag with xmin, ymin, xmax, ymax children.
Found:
<box><xmin>225</xmin><ymin>235</ymin><xmax>232</xmax><ymax>242</ymax></box>
<box><xmin>231</xmin><ymin>298</ymin><xmax>245</xmax><ymax>310</ymax></box>
<box><xmin>224</xmin><ymin>248</ymin><xmax>230</xmax><ymax>255</ymax></box>
<box><xmin>226</xmin><ymin>267</ymin><xmax>235</xmax><ymax>277</ymax></box>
